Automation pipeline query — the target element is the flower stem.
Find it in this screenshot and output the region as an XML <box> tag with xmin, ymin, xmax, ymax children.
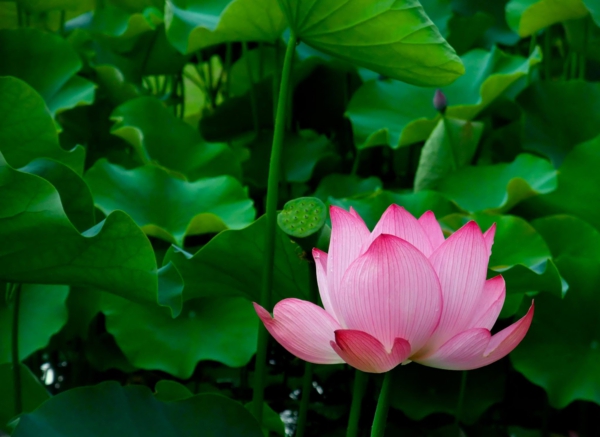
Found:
<box><xmin>454</xmin><ymin>371</ymin><xmax>468</xmax><ymax>430</ymax></box>
<box><xmin>371</xmin><ymin>371</ymin><xmax>394</xmax><ymax>437</ymax></box>
<box><xmin>10</xmin><ymin>283</ymin><xmax>22</xmax><ymax>416</ymax></box>
<box><xmin>251</xmin><ymin>32</ymin><xmax>297</xmax><ymax>425</ymax></box>
<box><xmin>544</xmin><ymin>27</ymin><xmax>552</xmax><ymax>80</ymax></box>
<box><xmin>347</xmin><ymin>370</ymin><xmax>368</xmax><ymax>437</ymax></box>
<box><xmin>295</xmin><ymin>361</ymin><xmax>314</xmax><ymax>437</ymax></box>
<box><xmin>243</xmin><ymin>41</ymin><xmax>260</xmax><ymax>135</ymax></box>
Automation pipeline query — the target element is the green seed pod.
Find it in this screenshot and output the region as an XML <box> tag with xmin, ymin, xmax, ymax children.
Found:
<box><xmin>277</xmin><ymin>197</ymin><xmax>327</xmax><ymax>239</ymax></box>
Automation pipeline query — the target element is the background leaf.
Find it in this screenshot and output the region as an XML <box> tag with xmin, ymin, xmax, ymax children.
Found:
<box><xmin>0</xmin><ymin>28</ymin><xmax>95</xmax><ymax>115</ymax></box>
<box><xmin>85</xmin><ymin>160</ymin><xmax>255</xmax><ymax>245</ymax></box>
<box><xmin>12</xmin><ymin>382</ymin><xmax>264</xmax><ymax>437</ymax></box>
<box><xmin>101</xmin><ymin>294</ymin><xmax>257</xmax><ymax>378</ymax></box>
<box><xmin>165</xmin><ymin>0</ymin><xmax>287</xmax><ymax>54</ymax></box>
<box><xmin>0</xmin><ymin>77</ymin><xmax>85</xmax><ymax>174</ymax></box>
<box><xmin>0</xmin><ymin>154</ymin><xmax>181</xmax><ymax>314</ymax></box>
<box><xmin>0</xmin><ymin>284</ymin><xmax>69</xmax><ymax>364</ymax></box>
<box><xmin>165</xmin><ymin>216</ymin><xmax>310</xmax><ymax>302</ymax></box>
<box><xmin>110</xmin><ymin>96</ymin><xmax>241</xmax><ymax>179</ymax></box>
<box><xmin>518</xmin><ymin>81</ymin><xmax>600</xmax><ymax>166</ymax></box>
<box><xmin>435</xmin><ymin>154</ymin><xmax>557</xmax><ymax>213</ymax></box>
<box><xmin>511</xmin><ymin>215</ymin><xmax>600</xmax><ymax>408</ymax></box>
<box><xmin>346</xmin><ymin>46</ymin><xmax>541</xmax><ymax>149</ymax></box>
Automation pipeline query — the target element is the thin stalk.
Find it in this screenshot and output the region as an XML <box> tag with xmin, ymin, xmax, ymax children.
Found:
<box><xmin>10</xmin><ymin>283</ymin><xmax>22</xmax><ymax>416</ymax></box>
<box><xmin>178</xmin><ymin>73</ymin><xmax>185</xmax><ymax>118</ymax></box>
<box><xmin>544</xmin><ymin>27</ymin><xmax>552</xmax><ymax>80</ymax></box>
<box><xmin>579</xmin><ymin>18</ymin><xmax>589</xmax><ymax>80</ymax></box>
<box><xmin>528</xmin><ymin>32</ymin><xmax>537</xmax><ymax>55</ymax></box>
<box><xmin>570</xmin><ymin>52</ymin><xmax>578</xmax><ymax>80</ymax></box>
<box><xmin>259</xmin><ymin>42</ymin><xmax>265</xmax><ymax>80</ymax></box>
<box><xmin>17</xmin><ymin>2</ymin><xmax>24</xmax><ymax>27</ymax></box>
<box><xmin>243</xmin><ymin>41</ymin><xmax>260</xmax><ymax>135</ymax></box>
<box><xmin>528</xmin><ymin>33</ymin><xmax>538</xmax><ymax>84</ymax></box>
<box><xmin>273</xmin><ymin>39</ymin><xmax>281</xmax><ymax>123</ymax></box>
<box><xmin>224</xmin><ymin>42</ymin><xmax>232</xmax><ymax>98</ymax></box>
<box><xmin>251</xmin><ymin>32</ymin><xmax>298</xmax><ymax>424</ymax></box>
<box><xmin>350</xmin><ymin>149</ymin><xmax>361</xmax><ymax>175</ymax></box>
<box><xmin>347</xmin><ymin>370</ymin><xmax>369</xmax><ymax>437</ymax></box>
<box><xmin>371</xmin><ymin>372</ymin><xmax>394</xmax><ymax>437</ymax></box>
<box><xmin>59</xmin><ymin>10</ymin><xmax>66</xmax><ymax>35</ymax></box>
<box><xmin>454</xmin><ymin>371</ymin><xmax>468</xmax><ymax>429</ymax></box>
<box><xmin>295</xmin><ymin>362</ymin><xmax>314</xmax><ymax>437</ymax></box>
<box><xmin>207</xmin><ymin>55</ymin><xmax>215</xmax><ymax>108</ymax></box>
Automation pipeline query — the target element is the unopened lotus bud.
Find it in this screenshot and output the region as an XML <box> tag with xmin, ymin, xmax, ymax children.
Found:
<box><xmin>433</xmin><ymin>89</ymin><xmax>447</xmax><ymax>113</ymax></box>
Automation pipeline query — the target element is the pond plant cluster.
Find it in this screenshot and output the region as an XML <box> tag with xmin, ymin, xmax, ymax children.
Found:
<box><xmin>1</xmin><ymin>0</ymin><xmax>600</xmax><ymax>436</ymax></box>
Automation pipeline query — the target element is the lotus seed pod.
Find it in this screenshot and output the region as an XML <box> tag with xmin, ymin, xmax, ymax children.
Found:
<box><xmin>277</xmin><ymin>197</ymin><xmax>327</xmax><ymax>239</ymax></box>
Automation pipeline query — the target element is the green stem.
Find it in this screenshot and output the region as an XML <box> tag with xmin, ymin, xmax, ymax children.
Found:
<box><xmin>371</xmin><ymin>372</ymin><xmax>394</xmax><ymax>437</ymax></box>
<box><xmin>59</xmin><ymin>10</ymin><xmax>66</xmax><ymax>35</ymax></box>
<box><xmin>224</xmin><ymin>42</ymin><xmax>232</xmax><ymax>98</ymax></box>
<box><xmin>544</xmin><ymin>27</ymin><xmax>552</xmax><ymax>80</ymax></box>
<box><xmin>273</xmin><ymin>39</ymin><xmax>281</xmax><ymax>123</ymax></box>
<box><xmin>347</xmin><ymin>370</ymin><xmax>369</xmax><ymax>437</ymax></box>
<box><xmin>207</xmin><ymin>55</ymin><xmax>215</xmax><ymax>108</ymax></box>
<box><xmin>570</xmin><ymin>52</ymin><xmax>578</xmax><ymax>80</ymax></box>
<box><xmin>251</xmin><ymin>32</ymin><xmax>297</xmax><ymax>424</ymax></box>
<box><xmin>243</xmin><ymin>41</ymin><xmax>260</xmax><ymax>135</ymax></box>
<box><xmin>295</xmin><ymin>362</ymin><xmax>314</xmax><ymax>437</ymax></box>
<box><xmin>579</xmin><ymin>18</ymin><xmax>589</xmax><ymax>80</ymax></box>
<box><xmin>10</xmin><ymin>283</ymin><xmax>22</xmax><ymax>416</ymax></box>
<box><xmin>350</xmin><ymin>149</ymin><xmax>361</xmax><ymax>175</ymax></box>
<box><xmin>454</xmin><ymin>371</ymin><xmax>468</xmax><ymax>429</ymax></box>
<box><xmin>17</xmin><ymin>3</ymin><xmax>25</xmax><ymax>27</ymax></box>
<box><xmin>528</xmin><ymin>32</ymin><xmax>537</xmax><ymax>55</ymax></box>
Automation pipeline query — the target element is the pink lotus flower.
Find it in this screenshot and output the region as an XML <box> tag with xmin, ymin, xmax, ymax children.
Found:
<box><xmin>254</xmin><ymin>205</ymin><xmax>534</xmax><ymax>373</ymax></box>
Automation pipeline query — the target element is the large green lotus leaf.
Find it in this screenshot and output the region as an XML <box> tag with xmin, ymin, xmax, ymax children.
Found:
<box><xmin>435</xmin><ymin>154</ymin><xmax>557</xmax><ymax>214</ymax></box>
<box><xmin>330</xmin><ymin>190</ymin><xmax>458</xmax><ymax>229</ymax></box>
<box><xmin>164</xmin><ymin>216</ymin><xmax>309</xmax><ymax>302</ymax></box>
<box><xmin>11</xmin><ymin>381</ymin><xmax>264</xmax><ymax>437</ymax></box>
<box><xmin>278</xmin><ymin>0</ymin><xmax>464</xmax><ymax>86</ymax></box>
<box><xmin>71</xmin><ymin>5</ymin><xmax>163</xmax><ymax>39</ymax></box>
<box><xmin>390</xmin><ymin>362</ymin><xmax>505</xmax><ymax>424</ymax></box>
<box><xmin>110</xmin><ymin>96</ymin><xmax>241</xmax><ymax>179</ymax></box>
<box><xmin>511</xmin><ymin>215</ymin><xmax>600</xmax><ymax>408</ymax></box>
<box><xmin>347</xmin><ymin>46</ymin><xmax>541</xmax><ymax>149</ymax></box>
<box><xmin>517</xmin><ymin>81</ymin><xmax>600</xmax><ymax>167</ymax></box>
<box><xmin>85</xmin><ymin>160</ymin><xmax>255</xmax><ymax>245</ymax></box>
<box><xmin>0</xmin><ymin>284</ymin><xmax>69</xmax><ymax>364</ymax></box>
<box><xmin>154</xmin><ymin>380</ymin><xmax>194</xmax><ymax>402</ymax></box>
<box><xmin>166</xmin><ymin>0</ymin><xmax>287</xmax><ymax>54</ymax></box>
<box><xmin>243</xmin><ymin>130</ymin><xmax>335</xmax><ymax>187</ymax></box>
<box><xmin>21</xmin><ymin>158</ymin><xmax>95</xmax><ymax>232</ymax></box>
<box><xmin>414</xmin><ymin>117</ymin><xmax>484</xmax><ymax>192</ymax></box>
<box><xmin>0</xmin><ymin>77</ymin><xmax>85</xmax><ymax>174</ymax></box>
<box><xmin>100</xmin><ymin>294</ymin><xmax>257</xmax><ymax>378</ymax></box>
<box><xmin>0</xmin><ymin>153</ymin><xmax>183</xmax><ymax>316</ymax></box>
<box><xmin>0</xmin><ymin>28</ymin><xmax>96</xmax><ymax>115</ymax></box>
<box><xmin>505</xmin><ymin>0</ymin><xmax>589</xmax><ymax>36</ymax></box>
<box><xmin>440</xmin><ymin>214</ymin><xmax>566</xmax><ymax>297</ymax></box>
<box><xmin>0</xmin><ymin>363</ymin><xmax>50</xmax><ymax>428</ymax></box>
<box><xmin>586</xmin><ymin>0</ymin><xmax>600</xmax><ymax>24</ymax></box>
<box><xmin>313</xmin><ymin>174</ymin><xmax>383</xmax><ymax>201</ymax></box>
<box><xmin>520</xmin><ymin>136</ymin><xmax>600</xmax><ymax>232</ymax></box>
